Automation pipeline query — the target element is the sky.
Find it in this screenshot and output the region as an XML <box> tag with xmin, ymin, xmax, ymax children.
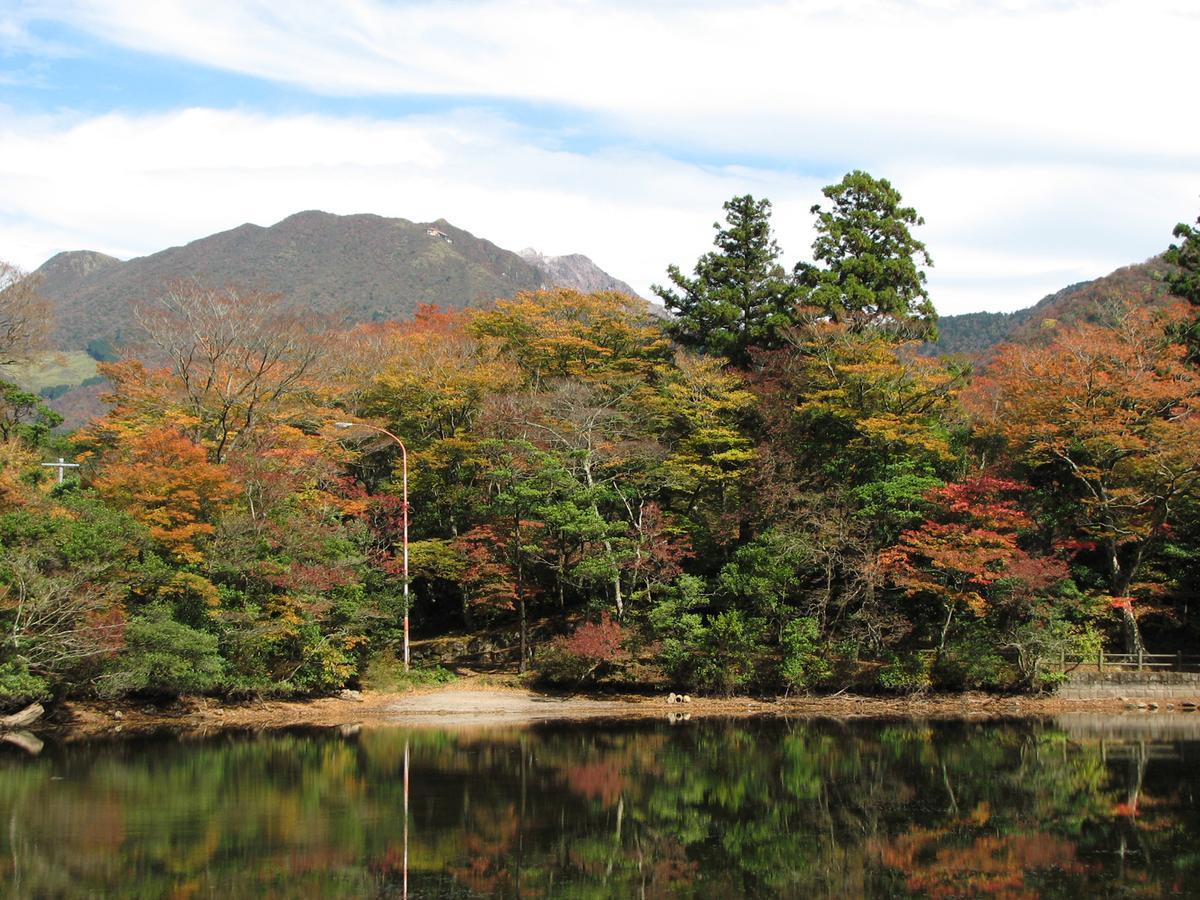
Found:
<box><xmin>1</xmin><ymin>0</ymin><xmax>1198</xmax><ymax>315</ymax></box>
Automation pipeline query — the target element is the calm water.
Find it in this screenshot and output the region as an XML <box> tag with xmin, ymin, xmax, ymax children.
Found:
<box><xmin>2</xmin><ymin>716</ymin><xmax>1199</xmax><ymax>898</ymax></box>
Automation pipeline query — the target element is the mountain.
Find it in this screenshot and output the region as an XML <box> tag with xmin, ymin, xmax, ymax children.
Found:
<box><xmin>519</xmin><ymin>249</ymin><xmax>641</xmax><ymax>297</ymax></box>
<box><xmin>33</xmin><ymin>212</ymin><xmax>638</xmax><ymax>351</ymax></box>
<box><xmin>928</xmin><ymin>257</ymin><xmax>1176</xmax><ymax>357</ymax></box>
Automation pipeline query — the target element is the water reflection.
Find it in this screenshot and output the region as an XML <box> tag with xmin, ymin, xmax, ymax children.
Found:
<box><xmin>2</xmin><ymin>716</ymin><xmax>1199</xmax><ymax>897</ymax></box>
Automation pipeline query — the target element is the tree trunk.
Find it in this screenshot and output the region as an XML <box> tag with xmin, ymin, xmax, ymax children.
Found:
<box><xmin>581</xmin><ymin>456</ymin><xmax>622</xmax><ymax>619</ymax></box>
<box><xmin>515</xmin><ymin>515</ymin><xmax>528</xmax><ymax>673</ymax></box>
<box><xmin>1121</xmin><ymin>605</ymin><xmax>1145</xmax><ymax>657</ymax></box>
<box><xmin>1107</xmin><ymin>540</ymin><xmax>1147</xmax><ymax>655</ymax></box>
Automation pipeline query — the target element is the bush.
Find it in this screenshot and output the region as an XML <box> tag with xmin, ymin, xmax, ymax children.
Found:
<box><xmin>877</xmin><ymin>651</ymin><xmax>932</xmax><ymax>693</ymax></box>
<box><xmin>650</xmin><ymin>577</ymin><xmax>766</xmax><ymax>695</ymax></box>
<box><xmin>779</xmin><ymin>617</ymin><xmax>832</xmax><ymax>693</ymax></box>
<box><xmin>0</xmin><ymin>660</ymin><xmax>51</xmax><ymax>710</ymax></box>
<box><xmin>933</xmin><ymin>623</ymin><xmax>1010</xmax><ymax>690</ymax></box>
<box><xmin>103</xmin><ymin>605</ymin><xmax>225</xmax><ymax>697</ymax></box>
<box><xmin>363</xmin><ymin>650</ymin><xmax>456</xmax><ymax>693</ymax></box>
<box><xmin>534</xmin><ymin>613</ymin><xmax>628</xmax><ymax>687</ymax></box>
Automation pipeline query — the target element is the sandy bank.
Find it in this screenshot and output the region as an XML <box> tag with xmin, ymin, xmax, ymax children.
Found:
<box><xmin>31</xmin><ymin>675</ymin><xmax>1200</xmax><ymax>742</ymax></box>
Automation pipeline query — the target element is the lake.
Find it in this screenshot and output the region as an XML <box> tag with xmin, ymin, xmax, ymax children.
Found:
<box><xmin>2</xmin><ymin>715</ymin><xmax>1198</xmax><ymax>897</ymax></box>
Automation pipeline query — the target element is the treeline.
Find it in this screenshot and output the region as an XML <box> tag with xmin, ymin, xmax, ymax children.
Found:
<box><xmin>1</xmin><ymin>173</ymin><xmax>1199</xmax><ymax>705</ymax></box>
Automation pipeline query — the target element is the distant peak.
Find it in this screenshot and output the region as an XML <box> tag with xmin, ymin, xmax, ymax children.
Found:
<box><xmin>36</xmin><ymin>249</ymin><xmax>123</xmax><ymax>274</ymax></box>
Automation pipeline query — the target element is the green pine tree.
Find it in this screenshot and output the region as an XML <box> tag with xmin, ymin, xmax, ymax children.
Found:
<box><xmin>796</xmin><ymin>170</ymin><xmax>938</xmax><ymax>341</ymax></box>
<box><xmin>1165</xmin><ymin>210</ymin><xmax>1200</xmax><ymax>361</ymax></box>
<box><xmin>1166</xmin><ymin>212</ymin><xmax>1200</xmax><ymax>305</ymax></box>
<box><xmin>653</xmin><ymin>195</ymin><xmax>800</xmax><ymax>366</ymax></box>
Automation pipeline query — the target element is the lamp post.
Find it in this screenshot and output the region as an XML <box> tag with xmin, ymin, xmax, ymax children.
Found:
<box><xmin>334</xmin><ymin>421</ymin><xmax>411</xmax><ymax>671</ymax></box>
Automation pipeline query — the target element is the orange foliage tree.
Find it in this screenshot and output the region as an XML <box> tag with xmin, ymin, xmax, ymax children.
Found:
<box><xmin>882</xmin><ymin>476</ymin><xmax>1069</xmax><ymax>668</ymax></box>
<box><xmin>470</xmin><ymin>288</ymin><xmax>671</xmax><ymax>388</ymax></box>
<box><xmin>92</xmin><ymin>427</ymin><xmax>238</xmax><ymax>563</ymax></box>
<box><xmin>969</xmin><ymin>304</ymin><xmax>1200</xmax><ymax>652</ymax></box>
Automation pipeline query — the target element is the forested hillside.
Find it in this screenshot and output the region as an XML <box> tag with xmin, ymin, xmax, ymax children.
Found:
<box><xmin>929</xmin><ymin>258</ymin><xmax>1171</xmax><ymax>357</ymax></box>
<box><xmin>1</xmin><ymin>175</ymin><xmax>1198</xmax><ymax>709</ymax></box>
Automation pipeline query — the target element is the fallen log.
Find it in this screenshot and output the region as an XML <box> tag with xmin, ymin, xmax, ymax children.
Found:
<box><xmin>0</xmin><ymin>703</ymin><xmax>44</xmax><ymax>730</ymax></box>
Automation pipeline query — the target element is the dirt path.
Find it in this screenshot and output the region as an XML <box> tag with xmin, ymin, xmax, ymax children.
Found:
<box><xmin>39</xmin><ymin>676</ymin><xmax>1193</xmax><ymax>741</ymax></box>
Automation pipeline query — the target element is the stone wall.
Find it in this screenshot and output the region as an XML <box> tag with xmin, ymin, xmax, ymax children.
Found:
<box><xmin>1056</xmin><ymin>670</ymin><xmax>1200</xmax><ymax>700</ymax></box>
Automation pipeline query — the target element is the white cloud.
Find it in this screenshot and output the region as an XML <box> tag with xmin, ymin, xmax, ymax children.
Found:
<box><xmin>17</xmin><ymin>0</ymin><xmax>1200</xmax><ymax>165</ymax></box>
<box><xmin>2</xmin><ymin>1</ymin><xmax>1199</xmax><ymax>315</ymax></box>
<box><xmin>2</xmin><ymin>106</ymin><xmax>1194</xmax><ymax>316</ymax></box>
<box><xmin>0</xmin><ymin>106</ymin><xmax>821</xmax><ymax>297</ymax></box>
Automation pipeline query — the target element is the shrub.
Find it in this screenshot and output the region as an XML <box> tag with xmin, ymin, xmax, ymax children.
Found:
<box><xmin>103</xmin><ymin>604</ymin><xmax>225</xmax><ymax>697</ymax></box>
<box><xmin>650</xmin><ymin>577</ymin><xmax>766</xmax><ymax>695</ymax></box>
<box><xmin>0</xmin><ymin>660</ymin><xmax>51</xmax><ymax>710</ymax></box>
<box><xmin>779</xmin><ymin>617</ymin><xmax>832</xmax><ymax>693</ymax></box>
<box><xmin>535</xmin><ymin>613</ymin><xmax>628</xmax><ymax>686</ymax></box>
<box><xmin>877</xmin><ymin>651</ymin><xmax>932</xmax><ymax>693</ymax></box>
<box><xmin>363</xmin><ymin>650</ymin><xmax>456</xmax><ymax>692</ymax></box>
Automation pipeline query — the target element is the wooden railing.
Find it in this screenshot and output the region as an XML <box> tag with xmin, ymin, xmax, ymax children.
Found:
<box><xmin>1060</xmin><ymin>650</ymin><xmax>1200</xmax><ymax>673</ymax></box>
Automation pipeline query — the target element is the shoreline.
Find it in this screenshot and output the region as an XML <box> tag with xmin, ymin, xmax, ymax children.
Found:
<box><xmin>28</xmin><ymin>677</ymin><xmax>1200</xmax><ymax>741</ymax></box>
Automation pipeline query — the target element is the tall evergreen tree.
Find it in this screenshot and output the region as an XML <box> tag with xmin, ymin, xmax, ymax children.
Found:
<box><xmin>1165</xmin><ymin>210</ymin><xmax>1200</xmax><ymax>361</ymax></box>
<box><xmin>1165</xmin><ymin>211</ymin><xmax>1200</xmax><ymax>306</ymax></box>
<box><xmin>796</xmin><ymin>171</ymin><xmax>938</xmax><ymax>341</ymax></box>
<box><xmin>653</xmin><ymin>195</ymin><xmax>800</xmax><ymax>366</ymax></box>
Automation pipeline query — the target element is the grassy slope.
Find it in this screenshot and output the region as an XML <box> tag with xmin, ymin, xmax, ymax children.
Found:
<box><xmin>1</xmin><ymin>351</ymin><xmax>98</xmax><ymax>391</ymax></box>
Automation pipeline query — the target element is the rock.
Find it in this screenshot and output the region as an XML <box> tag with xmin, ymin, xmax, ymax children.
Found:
<box><xmin>113</xmin><ymin>711</ymin><xmax>124</xmax><ymax>720</ymax></box>
<box><xmin>667</xmin><ymin>692</ymin><xmax>678</xmax><ymax>705</ymax></box>
<box><xmin>1147</xmin><ymin>702</ymin><xmax>1160</xmax><ymax>710</ymax></box>
<box><xmin>682</xmin><ymin>695</ymin><xmax>692</xmax><ymax>704</ymax></box>
<box><xmin>339</xmin><ymin>689</ymin><xmax>363</xmax><ymax>702</ymax></box>
<box><xmin>1124</xmin><ymin>702</ymin><xmax>1138</xmax><ymax>710</ymax></box>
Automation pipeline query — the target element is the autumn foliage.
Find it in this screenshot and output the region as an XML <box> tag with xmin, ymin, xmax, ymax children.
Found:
<box><xmin>4</xmin><ymin>195</ymin><xmax>1200</xmax><ymax>706</ymax></box>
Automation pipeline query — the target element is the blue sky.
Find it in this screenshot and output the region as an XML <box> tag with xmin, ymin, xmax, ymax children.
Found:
<box><xmin>2</xmin><ymin>0</ymin><xmax>1198</xmax><ymax>314</ymax></box>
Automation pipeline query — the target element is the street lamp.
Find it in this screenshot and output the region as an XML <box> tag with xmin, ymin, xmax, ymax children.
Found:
<box><xmin>334</xmin><ymin>421</ymin><xmax>411</xmax><ymax>672</ymax></box>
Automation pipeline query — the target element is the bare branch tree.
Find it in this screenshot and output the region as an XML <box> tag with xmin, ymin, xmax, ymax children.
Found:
<box><xmin>0</xmin><ymin>262</ymin><xmax>50</xmax><ymax>366</ymax></box>
<box><xmin>134</xmin><ymin>281</ymin><xmax>332</xmax><ymax>461</ymax></box>
<box><xmin>1</xmin><ymin>549</ymin><xmax>125</xmax><ymax>678</ymax></box>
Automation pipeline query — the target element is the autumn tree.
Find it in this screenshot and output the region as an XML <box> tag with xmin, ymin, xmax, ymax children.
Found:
<box><xmin>92</xmin><ymin>426</ymin><xmax>238</xmax><ymax>563</ymax></box>
<box><xmin>470</xmin><ymin>288</ymin><xmax>671</xmax><ymax>388</ymax></box>
<box><xmin>882</xmin><ymin>476</ymin><xmax>1081</xmax><ymax>685</ymax></box>
<box><xmin>134</xmin><ymin>282</ymin><xmax>331</xmax><ymax>461</ymax></box>
<box><xmin>654</xmin><ymin>195</ymin><xmax>801</xmax><ymax>366</ymax></box>
<box><xmin>0</xmin><ymin>261</ymin><xmax>50</xmax><ymax>365</ymax></box>
<box><xmin>970</xmin><ymin>304</ymin><xmax>1200</xmax><ymax>653</ymax></box>
<box><xmin>796</xmin><ymin>171</ymin><xmax>937</xmax><ymax>341</ymax></box>
<box><xmin>354</xmin><ymin>306</ymin><xmax>517</xmax><ymax>535</ymax></box>
<box><xmin>758</xmin><ymin>320</ymin><xmax>966</xmax><ymax>539</ymax></box>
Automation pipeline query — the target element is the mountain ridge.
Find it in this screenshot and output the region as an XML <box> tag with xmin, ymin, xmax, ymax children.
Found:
<box><xmin>33</xmin><ymin>211</ymin><xmax>641</xmax><ymax>350</ymax></box>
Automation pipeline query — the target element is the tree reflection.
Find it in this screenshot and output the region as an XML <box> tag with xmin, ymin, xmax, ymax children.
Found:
<box><xmin>1</xmin><ymin>719</ymin><xmax>1199</xmax><ymax>896</ymax></box>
